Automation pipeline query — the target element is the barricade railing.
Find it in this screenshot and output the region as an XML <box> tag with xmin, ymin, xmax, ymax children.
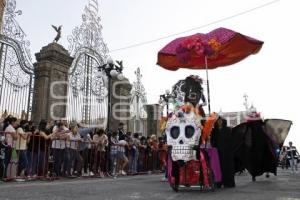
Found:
<box><xmin>0</xmin><ymin>131</ymin><xmax>167</xmax><ymax>182</ymax></box>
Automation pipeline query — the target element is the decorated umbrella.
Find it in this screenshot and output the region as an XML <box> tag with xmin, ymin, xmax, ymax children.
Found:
<box><xmin>157</xmin><ymin>27</ymin><xmax>264</xmax><ymax>114</ymax></box>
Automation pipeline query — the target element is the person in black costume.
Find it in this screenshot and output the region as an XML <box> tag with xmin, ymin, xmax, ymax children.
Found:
<box><xmin>232</xmin><ymin>120</ymin><xmax>278</xmax><ymax>182</ymax></box>
<box><xmin>211</xmin><ymin>117</ymin><xmax>235</xmax><ymax>188</ymax></box>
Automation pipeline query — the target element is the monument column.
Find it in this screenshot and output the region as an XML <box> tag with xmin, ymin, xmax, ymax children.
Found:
<box><xmin>110</xmin><ymin>78</ymin><xmax>132</xmax><ymax>132</ymax></box>
<box><xmin>31</xmin><ymin>43</ymin><xmax>73</xmax><ymax>123</ymax></box>
<box><xmin>145</xmin><ymin>104</ymin><xmax>162</xmax><ymax>137</ymax></box>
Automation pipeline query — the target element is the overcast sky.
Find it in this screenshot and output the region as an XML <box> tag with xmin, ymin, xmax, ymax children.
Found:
<box><xmin>15</xmin><ymin>0</ymin><xmax>299</xmax><ymax>148</ymax></box>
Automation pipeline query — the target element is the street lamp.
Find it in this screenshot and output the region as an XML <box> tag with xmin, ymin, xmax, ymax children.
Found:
<box><xmin>98</xmin><ymin>58</ymin><xmax>124</xmax><ymax>132</ymax></box>
<box><xmin>159</xmin><ymin>89</ymin><xmax>174</xmax><ymax>116</ymax></box>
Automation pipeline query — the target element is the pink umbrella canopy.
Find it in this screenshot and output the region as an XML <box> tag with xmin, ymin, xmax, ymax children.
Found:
<box><xmin>157</xmin><ymin>27</ymin><xmax>263</xmax><ymax>70</ymax></box>
<box><xmin>157</xmin><ymin>27</ymin><xmax>263</xmax><ymax>114</ymax></box>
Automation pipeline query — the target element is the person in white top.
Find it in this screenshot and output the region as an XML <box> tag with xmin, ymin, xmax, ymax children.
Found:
<box><xmin>3</xmin><ymin>116</ymin><xmax>18</xmax><ymax>178</ymax></box>
<box><xmin>50</xmin><ymin>120</ymin><xmax>70</xmax><ymax>177</ymax></box>
<box><xmin>65</xmin><ymin>123</ymin><xmax>83</xmax><ymax>176</ymax></box>
<box><xmin>15</xmin><ymin>120</ymin><xmax>31</xmax><ymax>177</ymax></box>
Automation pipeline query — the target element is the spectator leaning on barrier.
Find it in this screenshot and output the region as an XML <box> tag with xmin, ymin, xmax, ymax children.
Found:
<box><xmin>3</xmin><ymin>116</ymin><xmax>18</xmax><ymax>178</ymax></box>
<box><xmin>117</xmin><ymin>122</ymin><xmax>127</xmax><ymax>141</ymax></box>
<box><xmin>129</xmin><ymin>133</ymin><xmax>141</xmax><ymax>175</ymax></box>
<box><xmin>127</xmin><ymin>132</ymin><xmax>133</xmax><ymax>174</ymax></box>
<box><xmin>51</xmin><ymin>120</ymin><xmax>70</xmax><ymax>177</ymax></box>
<box><xmin>145</xmin><ymin>136</ymin><xmax>152</xmax><ymax>171</ymax></box>
<box><xmin>110</xmin><ymin>131</ymin><xmax>119</xmax><ymax>176</ymax></box>
<box><xmin>2</xmin><ymin>115</ymin><xmax>13</xmax><ymax>131</ymax></box>
<box><xmin>92</xmin><ymin>128</ymin><xmax>108</xmax><ymax>177</ymax></box>
<box><xmin>77</xmin><ymin>123</ymin><xmax>94</xmax><ymax>176</ymax></box>
<box><xmin>15</xmin><ymin>120</ymin><xmax>31</xmax><ymax>177</ymax></box>
<box><xmin>138</xmin><ymin>136</ymin><xmax>147</xmax><ymax>172</ymax></box>
<box><xmin>66</xmin><ymin>123</ymin><xmax>83</xmax><ymax>177</ymax></box>
<box><xmin>99</xmin><ymin>129</ymin><xmax>108</xmax><ymax>177</ymax></box>
<box><xmin>0</xmin><ymin>135</ymin><xmax>6</xmax><ymax>180</ymax></box>
<box><xmin>116</xmin><ymin>122</ymin><xmax>129</xmax><ymax>175</ymax></box>
<box><xmin>27</xmin><ymin>119</ymin><xmax>53</xmax><ymax>177</ymax></box>
<box><xmin>150</xmin><ymin>134</ymin><xmax>159</xmax><ymax>172</ymax></box>
<box><xmin>117</xmin><ymin>135</ymin><xmax>128</xmax><ymax>176</ymax></box>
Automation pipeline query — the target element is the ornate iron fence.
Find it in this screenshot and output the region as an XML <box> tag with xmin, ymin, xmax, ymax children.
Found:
<box><xmin>66</xmin><ymin>0</ymin><xmax>109</xmax><ymax>126</ymax></box>
<box><xmin>0</xmin><ymin>0</ymin><xmax>33</xmax><ymax>119</ymax></box>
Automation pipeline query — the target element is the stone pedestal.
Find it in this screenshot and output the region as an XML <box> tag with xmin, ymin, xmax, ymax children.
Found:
<box><xmin>145</xmin><ymin>104</ymin><xmax>162</xmax><ymax>137</ymax></box>
<box><xmin>31</xmin><ymin>43</ymin><xmax>73</xmax><ymax>123</ymax></box>
<box><xmin>109</xmin><ymin>78</ymin><xmax>132</xmax><ymax>132</ymax></box>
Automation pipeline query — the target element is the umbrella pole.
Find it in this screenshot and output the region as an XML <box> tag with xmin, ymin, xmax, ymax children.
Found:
<box><xmin>205</xmin><ymin>56</ymin><xmax>211</xmax><ymax>115</ymax></box>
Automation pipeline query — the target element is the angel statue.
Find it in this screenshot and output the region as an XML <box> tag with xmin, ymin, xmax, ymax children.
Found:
<box><xmin>51</xmin><ymin>25</ymin><xmax>62</xmax><ymax>43</ymax></box>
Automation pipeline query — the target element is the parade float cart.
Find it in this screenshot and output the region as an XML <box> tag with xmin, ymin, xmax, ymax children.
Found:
<box><xmin>157</xmin><ymin>28</ymin><xmax>264</xmax><ymax>191</ymax></box>
<box><xmin>164</xmin><ymin>106</ymin><xmax>221</xmax><ymax>192</ymax></box>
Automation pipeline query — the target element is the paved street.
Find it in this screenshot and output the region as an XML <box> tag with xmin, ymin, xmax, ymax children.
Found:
<box><xmin>0</xmin><ymin>169</ymin><xmax>299</xmax><ymax>200</ymax></box>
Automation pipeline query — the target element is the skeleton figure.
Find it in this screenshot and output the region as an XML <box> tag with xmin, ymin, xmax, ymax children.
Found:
<box><xmin>166</xmin><ymin>108</ymin><xmax>202</xmax><ymax>162</ymax></box>
<box><xmin>172</xmin><ymin>75</ymin><xmax>207</xmax><ymax>117</ymax></box>
<box><xmin>52</xmin><ymin>25</ymin><xmax>62</xmax><ymax>43</ymax></box>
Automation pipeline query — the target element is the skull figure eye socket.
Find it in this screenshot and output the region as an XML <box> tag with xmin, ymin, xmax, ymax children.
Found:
<box><xmin>185</xmin><ymin>125</ymin><xmax>195</xmax><ymax>139</ymax></box>
<box><xmin>170</xmin><ymin>126</ymin><xmax>180</xmax><ymax>139</ymax></box>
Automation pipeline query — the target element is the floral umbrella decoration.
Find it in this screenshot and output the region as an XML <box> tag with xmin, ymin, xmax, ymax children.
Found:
<box><xmin>157</xmin><ymin>27</ymin><xmax>264</xmax><ymax>113</ymax></box>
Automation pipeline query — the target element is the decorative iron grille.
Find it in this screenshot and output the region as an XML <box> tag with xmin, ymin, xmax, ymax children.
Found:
<box><xmin>66</xmin><ymin>0</ymin><xmax>109</xmax><ymax>125</ymax></box>
<box><xmin>0</xmin><ymin>0</ymin><xmax>33</xmax><ymax>119</ymax></box>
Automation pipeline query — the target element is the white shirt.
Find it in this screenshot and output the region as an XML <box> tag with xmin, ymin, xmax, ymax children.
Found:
<box><xmin>66</xmin><ymin>132</ymin><xmax>81</xmax><ymax>150</ymax></box>
<box><xmin>117</xmin><ymin>140</ymin><xmax>127</xmax><ymax>153</ymax></box>
<box><xmin>4</xmin><ymin>125</ymin><xmax>16</xmax><ymax>147</ymax></box>
<box><xmin>15</xmin><ymin>127</ymin><xmax>28</xmax><ymax>150</ymax></box>
<box><xmin>51</xmin><ymin>126</ymin><xmax>69</xmax><ymax>149</ymax></box>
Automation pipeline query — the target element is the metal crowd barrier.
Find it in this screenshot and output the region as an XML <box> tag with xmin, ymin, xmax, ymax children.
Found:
<box><xmin>0</xmin><ymin>131</ymin><xmax>167</xmax><ymax>182</ymax></box>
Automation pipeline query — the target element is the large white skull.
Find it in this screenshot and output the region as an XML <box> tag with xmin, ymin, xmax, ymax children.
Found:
<box><xmin>166</xmin><ymin>112</ymin><xmax>201</xmax><ymax>162</ymax></box>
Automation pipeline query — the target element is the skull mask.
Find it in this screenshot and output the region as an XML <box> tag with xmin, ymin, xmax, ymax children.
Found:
<box><xmin>166</xmin><ymin>111</ymin><xmax>201</xmax><ymax>162</ymax></box>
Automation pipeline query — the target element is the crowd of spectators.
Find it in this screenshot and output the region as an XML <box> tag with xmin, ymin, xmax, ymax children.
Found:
<box><xmin>0</xmin><ymin>116</ymin><xmax>168</xmax><ymax>181</ymax></box>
